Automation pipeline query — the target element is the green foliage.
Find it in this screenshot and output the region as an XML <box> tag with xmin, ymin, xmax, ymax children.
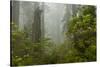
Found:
<box><xmin>11</xmin><ymin>22</ymin><xmax>56</xmax><ymax>65</ymax></box>
<box><xmin>11</xmin><ymin>5</ymin><xmax>96</xmax><ymax>66</ymax></box>
<box><xmin>66</xmin><ymin>6</ymin><xmax>96</xmax><ymax>62</ymax></box>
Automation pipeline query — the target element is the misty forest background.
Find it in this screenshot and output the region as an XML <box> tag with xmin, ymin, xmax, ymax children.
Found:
<box><xmin>11</xmin><ymin>1</ymin><xmax>96</xmax><ymax>66</ymax></box>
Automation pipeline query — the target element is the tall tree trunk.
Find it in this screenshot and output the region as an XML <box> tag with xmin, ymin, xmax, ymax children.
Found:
<box><xmin>32</xmin><ymin>3</ymin><xmax>42</xmax><ymax>43</ymax></box>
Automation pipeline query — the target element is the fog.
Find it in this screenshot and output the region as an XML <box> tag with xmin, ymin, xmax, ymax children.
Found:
<box><xmin>44</xmin><ymin>3</ymin><xmax>66</xmax><ymax>43</ymax></box>
<box><xmin>12</xmin><ymin>1</ymin><xmax>79</xmax><ymax>44</ymax></box>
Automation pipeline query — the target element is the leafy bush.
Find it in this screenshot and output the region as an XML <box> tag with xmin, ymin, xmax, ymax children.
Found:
<box><xmin>66</xmin><ymin>6</ymin><xmax>96</xmax><ymax>62</ymax></box>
